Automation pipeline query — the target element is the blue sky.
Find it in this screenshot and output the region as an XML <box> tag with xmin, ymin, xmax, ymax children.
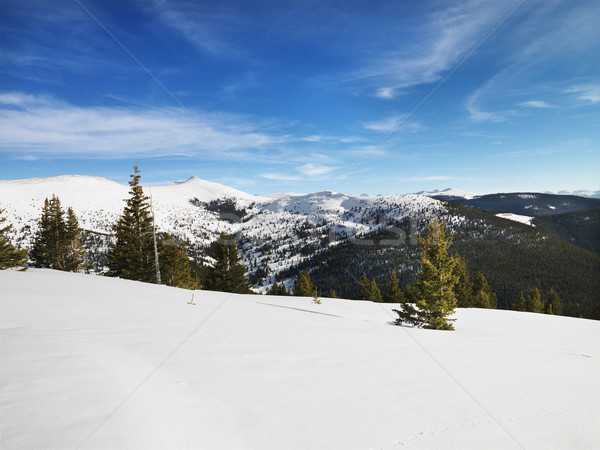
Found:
<box><xmin>1</xmin><ymin>0</ymin><xmax>598</xmax><ymax>195</ymax></box>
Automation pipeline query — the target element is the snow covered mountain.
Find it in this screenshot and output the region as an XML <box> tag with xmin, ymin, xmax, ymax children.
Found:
<box><xmin>2</xmin><ymin>175</ymin><xmax>599</xmax><ymax>316</ymax></box>
<box><xmin>0</xmin><ymin>175</ymin><xmax>447</xmax><ymax>288</ymax></box>
<box><xmin>2</xmin><ymin>268</ymin><xmax>599</xmax><ymax>449</ymax></box>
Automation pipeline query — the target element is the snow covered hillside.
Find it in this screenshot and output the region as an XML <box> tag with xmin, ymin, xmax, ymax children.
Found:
<box><xmin>0</xmin><ymin>175</ymin><xmax>448</xmax><ymax>288</ymax></box>
<box><xmin>1</xmin><ymin>269</ymin><xmax>599</xmax><ymax>449</ymax></box>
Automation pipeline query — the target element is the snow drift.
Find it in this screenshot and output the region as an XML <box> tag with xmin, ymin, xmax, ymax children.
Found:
<box><xmin>1</xmin><ymin>269</ymin><xmax>599</xmax><ymax>449</ymax></box>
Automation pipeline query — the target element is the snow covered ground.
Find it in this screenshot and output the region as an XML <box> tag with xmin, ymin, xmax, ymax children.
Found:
<box><xmin>495</xmin><ymin>213</ymin><xmax>535</xmax><ymax>227</ymax></box>
<box><xmin>1</xmin><ymin>269</ymin><xmax>599</xmax><ymax>449</ymax></box>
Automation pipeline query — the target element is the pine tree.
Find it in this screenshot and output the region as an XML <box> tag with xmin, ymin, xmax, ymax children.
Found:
<box><xmin>544</xmin><ymin>288</ymin><xmax>563</xmax><ymax>315</ymax></box>
<box><xmin>356</xmin><ymin>274</ymin><xmax>371</xmax><ymax>300</ymax></box>
<box><xmin>108</xmin><ymin>166</ymin><xmax>156</xmax><ymax>282</ymax></box>
<box><xmin>206</xmin><ymin>232</ymin><xmax>251</xmax><ymax>293</ymax></box>
<box><xmin>453</xmin><ymin>256</ymin><xmax>473</xmax><ymax>307</ymax></box>
<box><xmin>30</xmin><ymin>195</ymin><xmax>67</xmax><ymax>269</ymax></box>
<box><xmin>267</xmin><ymin>282</ymin><xmax>291</xmax><ymax>296</ymax></box>
<box><xmin>63</xmin><ymin>207</ymin><xmax>85</xmax><ymax>272</ymax></box>
<box><xmin>327</xmin><ymin>288</ymin><xmax>339</xmax><ymax>298</ymax></box>
<box><xmin>514</xmin><ymin>291</ymin><xmax>527</xmax><ymax>311</ymax></box>
<box><xmin>383</xmin><ymin>272</ymin><xmax>402</xmax><ymax>303</ymax></box>
<box><xmin>527</xmin><ymin>288</ymin><xmax>543</xmax><ymax>313</ymax></box>
<box><xmin>471</xmin><ymin>272</ymin><xmax>497</xmax><ymax>309</ymax></box>
<box><xmin>294</xmin><ymin>270</ymin><xmax>317</xmax><ymax>297</ymax></box>
<box><xmin>394</xmin><ymin>219</ymin><xmax>458</xmax><ymax>330</ymax></box>
<box><xmin>0</xmin><ymin>208</ymin><xmax>27</xmax><ymax>269</ymax></box>
<box><xmin>159</xmin><ymin>234</ymin><xmax>194</xmax><ymax>289</ymax></box>
<box><xmin>369</xmin><ymin>279</ymin><xmax>383</xmax><ymax>302</ymax></box>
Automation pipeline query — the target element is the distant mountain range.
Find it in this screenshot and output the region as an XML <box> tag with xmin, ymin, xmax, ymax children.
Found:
<box><xmin>1</xmin><ymin>175</ymin><xmax>599</xmax><ymax>318</ymax></box>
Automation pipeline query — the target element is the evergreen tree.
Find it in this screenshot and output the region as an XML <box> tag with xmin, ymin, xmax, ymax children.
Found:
<box><xmin>0</xmin><ymin>208</ymin><xmax>27</xmax><ymax>269</ymax></box>
<box><xmin>108</xmin><ymin>166</ymin><xmax>156</xmax><ymax>282</ymax></box>
<box><xmin>453</xmin><ymin>256</ymin><xmax>473</xmax><ymax>307</ymax></box>
<box><xmin>63</xmin><ymin>207</ymin><xmax>85</xmax><ymax>272</ymax></box>
<box><xmin>327</xmin><ymin>288</ymin><xmax>339</xmax><ymax>298</ymax></box>
<box><xmin>369</xmin><ymin>279</ymin><xmax>383</xmax><ymax>302</ymax></box>
<box><xmin>544</xmin><ymin>288</ymin><xmax>563</xmax><ymax>315</ymax></box>
<box><xmin>383</xmin><ymin>272</ymin><xmax>402</xmax><ymax>303</ymax></box>
<box><xmin>30</xmin><ymin>195</ymin><xmax>67</xmax><ymax>269</ymax></box>
<box><xmin>159</xmin><ymin>234</ymin><xmax>194</xmax><ymax>289</ymax></box>
<box><xmin>394</xmin><ymin>219</ymin><xmax>458</xmax><ymax>330</ymax></box>
<box><xmin>267</xmin><ymin>282</ymin><xmax>291</xmax><ymax>296</ymax></box>
<box><xmin>527</xmin><ymin>288</ymin><xmax>543</xmax><ymax>313</ymax></box>
<box><xmin>206</xmin><ymin>232</ymin><xmax>252</xmax><ymax>293</ymax></box>
<box><xmin>471</xmin><ymin>272</ymin><xmax>497</xmax><ymax>309</ymax></box>
<box><xmin>356</xmin><ymin>274</ymin><xmax>371</xmax><ymax>300</ymax></box>
<box><xmin>294</xmin><ymin>269</ymin><xmax>317</xmax><ymax>297</ymax></box>
<box><xmin>514</xmin><ymin>290</ymin><xmax>527</xmax><ymax>312</ymax></box>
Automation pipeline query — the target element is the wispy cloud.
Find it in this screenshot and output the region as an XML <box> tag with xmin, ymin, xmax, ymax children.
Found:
<box><xmin>0</xmin><ymin>93</ymin><xmax>291</xmax><ymax>159</ymax></box>
<box><xmin>464</xmin><ymin>1</ymin><xmax>600</xmax><ymax>122</ymax></box>
<box><xmin>332</xmin><ymin>1</ymin><xmax>513</xmax><ymax>97</ymax></box>
<box><xmin>296</xmin><ymin>163</ymin><xmax>336</xmax><ymax>177</ymax></box>
<box><xmin>565</xmin><ymin>85</ymin><xmax>600</xmax><ymax>104</ymax></box>
<box><xmin>362</xmin><ymin>114</ymin><xmax>423</xmax><ymax>133</ymax></box>
<box><xmin>519</xmin><ymin>100</ymin><xmax>556</xmax><ymax>108</ymax></box>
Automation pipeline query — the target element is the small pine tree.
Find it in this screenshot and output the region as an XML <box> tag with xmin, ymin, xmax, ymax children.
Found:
<box><xmin>356</xmin><ymin>274</ymin><xmax>371</xmax><ymax>300</ymax></box>
<box><xmin>0</xmin><ymin>208</ymin><xmax>27</xmax><ymax>269</ymax></box>
<box><xmin>383</xmin><ymin>272</ymin><xmax>402</xmax><ymax>303</ymax></box>
<box><xmin>544</xmin><ymin>288</ymin><xmax>563</xmax><ymax>315</ymax></box>
<box><xmin>30</xmin><ymin>195</ymin><xmax>67</xmax><ymax>270</ymax></box>
<box><xmin>453</xmin><ymin>256</ymin><xmax>473</xmax><ymax>308</ymax></box>
<box><xmin>394</xmin><ymin>219</ymin><xmax>458</xmax><ymax>330</ymax></box>
<box><xmin>159</xmin><ymin>235</ymin><xmax>195</xmax><ymax>289</ymax></box>
<box><xmin>294</xmin><ymin>270</ymin><xmax>317</xmax><ymax>297</ymax></box>
<box><xmin>327</xmin><ymin>288</ymin><xmax>339</xmax><ymax>298</ymax></box>
<box><xmin>206</xmin><ymin>232</ymin><xmax>252</xmax><ymax>293</ymax></box>
<box><xmin>108</xmin><ymin>166</ymin><xmax>156</xmax><ymax>282</ymax></box>
<box><xmin>63</xmin><ymin>207</ymin><xmax>85</xmax><ymax>272</ymax></box>
<box><xmin>369</xmin><ymin>279</ymin><xmax>383</xmax><ymax>302</ymax></box>
<box><xmin>514</xmin><ymin>290</ymin><xmax>527</xmax><ymax>312</ymax></box>
<box><xmin>527</xmin><ymin>288</ymin><xmax>543</xmax><ymax>313</ymax></box>
<box><xmin>471</xmin><ymin>272</ymin><xmax>497</xmax><ymax>309</ymax></box>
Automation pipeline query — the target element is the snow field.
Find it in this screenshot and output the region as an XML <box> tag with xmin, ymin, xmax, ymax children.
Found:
<box><xmin>1</xmin><ymin>269</ymin><xmax>599</xmax><ymax>449</ymax></box>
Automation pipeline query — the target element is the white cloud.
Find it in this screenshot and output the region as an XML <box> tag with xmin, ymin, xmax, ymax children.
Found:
<box><xmin>566</xmin><ymin>85</ymin><xmax>600</xmax><ymax>104</ymax></box>
<box><xmin>519</xmin><ymin>100</ymin><xmax>555</xmax><ymax>108</ymax></box>
<box><xmin>362</xmin><ymin>114</ymin><xmax>422</xmax><ymax>133</ymax></box>
<box><xmin>261</xmin><ymin>173</ymin><xmax>303</xmax><ymax>182</ymax></box>
<box><xmin>374</xmin><ymin>88</ymin><xmax>396</xmax><ymax>99</ymax></box>
<box><xmin>0</xmin><ymin>93</ymin><xmax>293</xmax><ymax>159</ymax></box>
<box><xmin>296</xmin><ymin>163</ymin><xmax>335</xmax><ymax>177</ymax></box>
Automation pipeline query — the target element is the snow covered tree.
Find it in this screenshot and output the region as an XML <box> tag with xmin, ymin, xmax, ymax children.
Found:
<box><xmin>527</xmin><ymin>288</ymin><xmax>543</xmax><ymax>313</ymax></box>
<box><xmin>206</xmin><ymin>232</ymin><xmax>251</xmax><ymax>293</ymax></box>
<box><xmin>159</xmin><ymin>234</ymin><xmax>194</xmax><ymax>289</ymax></box>
<box><xmin>108</xmin><ymin>166</ymin><xmax>156</xmax><ymax>282</ymax></box>
<box><xmin>394</xmin><ymin>219</ymin><xmax>458</xmax><ymax>330</ymax></box>
<box><xmin>0</xmin><ymin>208</ymin><xmax>27</xmax><ymax>269</ymax></box>
<box><xmin>471</xmin><ymin>272</ymin><xmax>496</xmax><ymax>309</ymax></box>
<box><xmin>294</xmin><ymin>270</ymin><xmax>317</xmax><ymax>297</ymax></box>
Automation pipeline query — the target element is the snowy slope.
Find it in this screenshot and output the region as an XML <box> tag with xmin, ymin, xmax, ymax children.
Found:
<box><xmin>495</xmin><ymin>213</ymin><xmax>535</xmax><ymax>226</ymax></box>
<box><xmin>1</xmin><ymin>269</ymin><xmax>599</xmax><ymax>449</ymax></box>
<box><xmin>415</xmin><ymin>188</ymin><xmax>481</xmax><ymax>200</ymax></box>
